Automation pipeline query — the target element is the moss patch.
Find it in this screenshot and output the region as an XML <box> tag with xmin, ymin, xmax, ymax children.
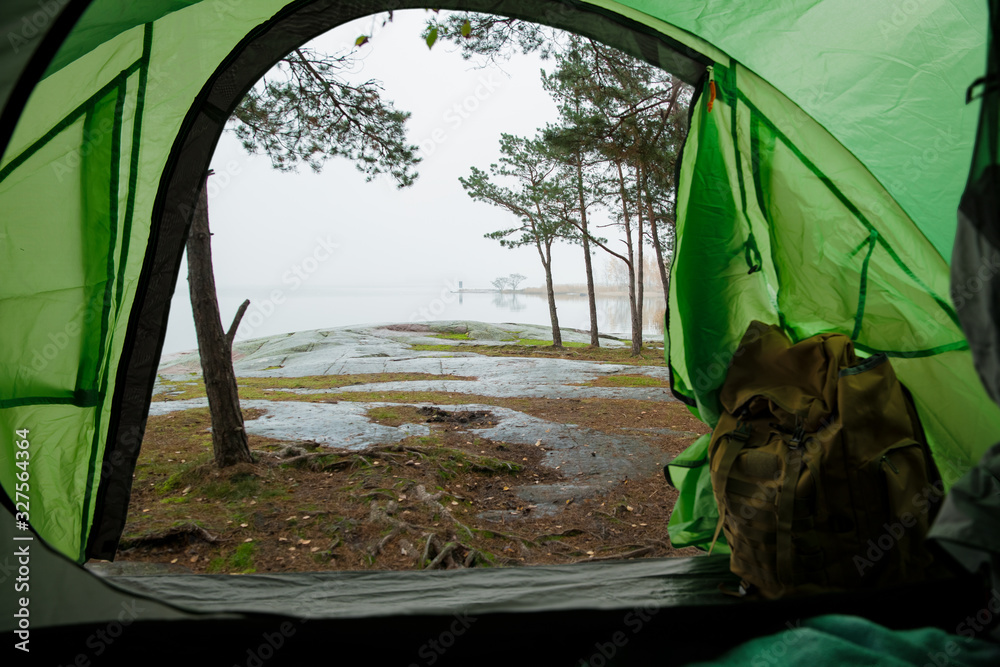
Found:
<box><xmin>410</xmin><ymin>343</ymin><xmax>666</xmax><ymax>365</ymax></box>
<box><xmin>518</xmin><ymin>338</ymin><xmax>589</xmax><ymax>348</ymax></box>
<box><xmin>155</xmin><ymin>373</ymin><xmax>477</xmax><ymax>402</ymax></box>
<box><xmin>580</xmin><ymin>374</ymin><xmax>668</xmax><ymax>388</ymax></box>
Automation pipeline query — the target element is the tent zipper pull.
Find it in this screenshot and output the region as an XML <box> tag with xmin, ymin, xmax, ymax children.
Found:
<box><xmin>881</xmin><ymin>454</ymin><xmax>900</xmax><ymax>474</ymax></box>
<box><xmin>706</xmin><ymin>66</ymin><xmax>716</xmax><ymax>112</ymax></box>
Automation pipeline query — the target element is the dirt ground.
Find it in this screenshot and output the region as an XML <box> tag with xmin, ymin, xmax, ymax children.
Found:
<box><xmin>116</xmin><ymin>350</ymin><xmax>709</xmax><ymax>574</ymax></box>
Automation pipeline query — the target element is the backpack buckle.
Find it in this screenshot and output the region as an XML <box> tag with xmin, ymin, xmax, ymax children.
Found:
<box><xmin>789</xmin><ymin>419</ymin><xmax>806</xmax><ymax>448</ymax></box>
<box><xmin>731</xmin><ymin>422</ymin><xmax>753</xmax><ymax>442</ymax></box>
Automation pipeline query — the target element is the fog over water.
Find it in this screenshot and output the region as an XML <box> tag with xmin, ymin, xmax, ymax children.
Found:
<box><xmin>161</xmin><ymin>286</ymin><xmax>666</xmax><ymax>355</ymax></box>
<box><xmin>161</xmin><ymin>11</ymin><xmax>670</xmax><ymax>358</ymax></box>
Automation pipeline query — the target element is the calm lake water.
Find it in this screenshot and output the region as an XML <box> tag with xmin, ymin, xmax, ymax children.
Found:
<box><xmin>161</xmin><ymin>287</ymin><xmax>666</xmax><ymax>356</ymax></box>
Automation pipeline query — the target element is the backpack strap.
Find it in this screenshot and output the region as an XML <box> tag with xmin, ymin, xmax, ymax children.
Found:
<box><xmin>709</xmin><ymin>422</ymin><xmax>753</xmax><ymax>554</ymax></box>
<box><xmin>708</xmin><ymin>509</ymin><xmax>726</xmax><ymax>555</ymax></box>
<box><xmin>776</xmin><ymin>439</ymin><xmax>804</xmax><ymax>587</ymax></box>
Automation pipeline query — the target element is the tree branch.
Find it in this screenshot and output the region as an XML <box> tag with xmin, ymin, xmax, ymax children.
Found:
<box><xmin>226</xmin><ymin>299</ymin><xmax>250</xmax><ymax>350</ymax></box>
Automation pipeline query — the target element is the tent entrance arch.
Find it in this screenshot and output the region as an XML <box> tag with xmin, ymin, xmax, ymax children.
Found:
<box><xmin>3</xmin><ymin>2</ymin><xmax>1000</xmax><ymax>663</ymax></box>
<box><xmin>94</xmin><ymin>0</ymin><xmax>714</xmax><ymax>561</ymax></box>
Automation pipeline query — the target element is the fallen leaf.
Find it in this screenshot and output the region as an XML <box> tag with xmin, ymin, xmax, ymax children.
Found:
<box><xmin>244</xmin><ymin>538</ymin><xmax>253</xmax><ymax>543</ymax></box>
<box><xmin>626</xmin><ymin>506</ymin><xmax>634</xmax><ymax>512</ymax></box>
<box><xmin>170</xmin><ymin>558</ymin><xmax>178</xmax><ymax>564</ymax></box>
<box><xmin>299</xmin><ymin>539</ymin><xmax>311</xmax><ymax>545</ymax></box>
<box><xmin>240</xmin><ymin>523</ymin><xmax>248</xmax><ymax>528</ymax></box>
<box><xmin>189</xmin><ymin>556</ymin><xmax>198</xmax><ymax>563</ymax></box>
<box><xmin>451</xmin><ymin>501</ymin><xmax>458</xmax><ymax>506</ymax></box>
<box><xmin>278</xmin><ymin>537</ymin><xmax>288</xmax><ymax>542</ymax></box>
<box><xmin>503</xmin><ymin>486</ymin><xmax>509</xmax><ymax>491</ymax></box>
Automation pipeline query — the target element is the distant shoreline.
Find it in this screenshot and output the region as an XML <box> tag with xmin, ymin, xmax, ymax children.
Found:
<box><xmin>456</xmin><ymin>285</ymin><xmax>655</xmax><ymax>298</ymax></box>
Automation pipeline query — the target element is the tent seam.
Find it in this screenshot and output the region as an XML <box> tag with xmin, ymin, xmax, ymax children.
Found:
<box><xmin>0</xmin><ymin>59</ymin><xmax>143</xmax><ymax>184</ymax></box>
<box><xmin>77</xmin><ymin>76</ymin><xmax>127</xmax><ymax>562</ymax></box>
<box><xmin>114</xmin><ymin>23</ymin><xmax>153</xmax><ymax>316</ymax></box>
<box><xmin>738</xmin><ymin>90</ymin><xmax>962</xmax><ymax>333</ymax></box>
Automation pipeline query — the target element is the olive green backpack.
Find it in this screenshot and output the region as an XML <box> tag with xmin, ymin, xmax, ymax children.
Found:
<box><xmin>708</xmin><ymin>322</ymin><xmax>944</xmax><ymax>598</ymax></box>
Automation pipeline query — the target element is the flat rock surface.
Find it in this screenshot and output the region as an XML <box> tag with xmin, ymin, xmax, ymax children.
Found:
<box><xmin>158</xmin><ymin>322</ymin><xmax>672</xmax><ymax>401</ymax></box>
<box><xmin>153</xmin><ymin>321</ymin><xmax>680</xmax><ymax>517</ymax></box>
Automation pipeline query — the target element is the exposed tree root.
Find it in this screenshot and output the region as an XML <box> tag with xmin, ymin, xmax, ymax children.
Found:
<box><xmin>574</xmin><ymin>545</ymin><xmax>655</xmax><ymax>563</ymax></box>
<box><xmin>119</xmin><ymin>523</ymin><xmax>220</xmax><ymax>550</ymax></box>
<box><xmin>412</xmin><ymin>484</ymin><xmax>474</xmax><ymax>540</ymax></box>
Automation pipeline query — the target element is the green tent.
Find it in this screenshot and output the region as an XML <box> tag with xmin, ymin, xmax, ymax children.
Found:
<box><xmin>2</xmin><ymin>0</ymin><xmax>1000</xmax><ymax>663</ymax></box>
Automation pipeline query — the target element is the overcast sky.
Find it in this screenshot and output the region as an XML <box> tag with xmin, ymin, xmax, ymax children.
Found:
<box><xmin>198</xmin><ymin>10</ymin><xmax>591</xmax><ymax>292</ymax></box>
<box><xmin>162</xmin><ymin>10</ymin><xmax>636</xmax><ymax>354</ymax></box>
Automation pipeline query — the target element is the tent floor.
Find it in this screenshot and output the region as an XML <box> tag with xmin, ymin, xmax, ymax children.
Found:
<box><xmin>33</xmin><ymin>554</ymin><xmax>990</xmax><ymax>665</ymax></box>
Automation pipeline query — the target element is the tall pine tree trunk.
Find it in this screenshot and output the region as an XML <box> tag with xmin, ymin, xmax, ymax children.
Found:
<box><xmin>576</xmin><ymin>153</ymin><xmax>599</xmax><ymax>347</ymax></box>
<box><xmin>538</xmin><ymin>239</ymin><xmax>563</xmax><ymax>348</ymax></box>
<box><xmin>635</xmin><ymin>165</ymin><xmax>645</xmax><ymax>353</ymax></box>
<box><xmin>645</xmin><ymin>185</ymin><xmax>672</xmax><ymax>307</ymax></box>
<box><xmin>616</xmin><ymin>161</ymin><xmax>642</xmax><ymax>356</ymax></box>
<box><xmin>188</xmin><ymin>171</ymin><xmax>253</xmax><ymax>468</ymax></box>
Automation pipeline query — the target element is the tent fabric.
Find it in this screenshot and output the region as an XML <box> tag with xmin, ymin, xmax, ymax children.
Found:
<box><xmin>686</xmin><ymin>613</ymin><xmax>1000</xmax><ymax>667</ymax></box>
<box><xmin>929</xmin><ymin>3</ymin><xmax>1000</xmax><ymax>630</ymax></box>
<box><xmin>0</xmin><ymin>0</ymin><xmax>998</xmax><ymax>646</ymax></box>
<box><xmin>953</xmin><ymin>0</ymin><xmax>1000</xmax><ymax>406</ymax></box>
<box><xmin>666</xmin><ymin>60</ymin><xmax>1000</xmax><ymax>496</ymax></box>
<box><xmin>664</xmin><ymin>433</ymin><xmax>728</xmax><ymax>553</ymax></box>
<box><xmin>619</xmin><ymin>0</ymin><xmax>986</xmax><ymax>263</ymax></box>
